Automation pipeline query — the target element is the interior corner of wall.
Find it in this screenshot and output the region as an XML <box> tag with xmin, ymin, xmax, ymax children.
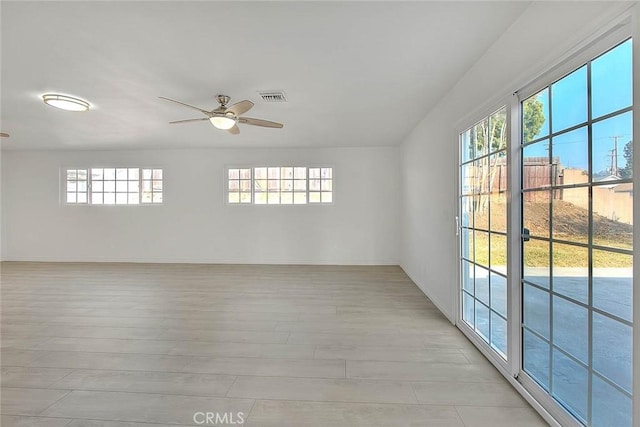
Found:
<box><xmin>399</xmin><ymin>263</ymin><xmax>455</xmax><ymax>325</ymax></box>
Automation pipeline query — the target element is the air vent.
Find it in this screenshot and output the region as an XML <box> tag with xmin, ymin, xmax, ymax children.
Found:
<box><xmin>258</xmin><ymin>91</ymin><xmax>287</xmax><ymax>102</ymax></box>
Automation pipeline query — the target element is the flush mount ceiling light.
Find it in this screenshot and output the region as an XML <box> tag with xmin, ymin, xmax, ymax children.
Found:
<box><xmin>42</xmin><ymin>94</ymin><xmax>90</xmax><ymax>112</ymax></box>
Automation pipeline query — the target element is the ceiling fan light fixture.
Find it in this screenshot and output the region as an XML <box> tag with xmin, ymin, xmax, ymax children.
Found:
<box><xmin>160</xmin><ymin>94</ymin><xmax>282</xmax><ymax>133</ymax></box>
<box><xmin>209</xmin><ymin>116</ymin><xmax>236</xmax><ymax>130</ymax></box>
<box><xmin>42</xmin><ymin>94</ymin><xmax>90</xmax><ymax>112</ymax></box>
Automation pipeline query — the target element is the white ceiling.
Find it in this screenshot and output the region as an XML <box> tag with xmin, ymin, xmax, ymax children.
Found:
<box><xmin>0</xmin><ymin>1</ymin><xmax>529</xmax><ymax>150</ymax></box>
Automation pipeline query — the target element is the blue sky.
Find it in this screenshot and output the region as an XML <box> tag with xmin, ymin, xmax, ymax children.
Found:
<box><xmin>524</xmin><ymin>39</ymin><xmax>633</xmax><ymax>175</ymax></box>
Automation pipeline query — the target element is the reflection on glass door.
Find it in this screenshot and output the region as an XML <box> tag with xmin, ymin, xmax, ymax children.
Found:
<box><xmin>460</xmin><ymin>107</ymin><xmax>508</xmax><ymax>359</ymax></box>
<box><xmin>521</xmin><ymin>39</ymin><xmax>633</xmax><ymax>426</ymax></box>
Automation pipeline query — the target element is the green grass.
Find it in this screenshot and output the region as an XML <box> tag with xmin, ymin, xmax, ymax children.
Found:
<box><xmin>471</xmin><ymin>233</ymin><xmax>632</xmax><ymax>268</ymax></box>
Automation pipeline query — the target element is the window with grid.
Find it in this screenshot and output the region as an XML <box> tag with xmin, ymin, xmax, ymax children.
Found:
<box><xmin>142</xmin><ymin>169</ymin><xmax>163</xmax><ymax>204</ymax></box>
<box><xmin>64</xmin><ymin>167</ymin><xmax>163</xmax><ymax>205</ymax></box>
<box><xmin>228</xmin><ymin>168</ymin><xmax>252</xmax><ymax>204</ymax></box>
<box><xmin>227</xmin><ymin>166</ymin><xmax>332</xmax><ymax>205</ymax></box>
<box><xmin>65</xmin><ymin>169</ymin><xmax>88</xmax><ymax>204</ymax></box>
<box><xmin>90</xmin><ymin>168</ymin><xmax>140</xmax><ymax>205</ymax></box>
<box><xmin>308</xmin><ymin>167</ymin><xmax>333</xmax><ymax>203</ymax></box>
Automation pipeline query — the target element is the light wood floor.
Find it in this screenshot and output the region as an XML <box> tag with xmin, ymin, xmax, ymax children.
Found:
<box><xmin>0</xmin><ymin>262</ymin><xmax>547</xmax><ymax>426</ymax></box>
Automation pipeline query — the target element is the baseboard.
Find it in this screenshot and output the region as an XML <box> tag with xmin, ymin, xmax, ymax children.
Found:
<box><xmin>1</xmin><ymin>255</ymin><xmax>400</xmax><ymax>267</ymax></box>
<box><xmin>398</xmin><ymin>264</ymin><xmax>455</xmax><ymax>324</ymax></box>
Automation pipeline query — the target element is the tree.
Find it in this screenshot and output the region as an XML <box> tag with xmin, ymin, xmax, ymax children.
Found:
<box><xmin>620</xmin><ymin>140</ymin><xmax>633</xmax><ymax>179</ymax></box>
<box><xmin>470</xmin><ymin>110</ymin><xmax>506</xmax><ymax>157</ymax></box>
<box><xmin>465</xmin><ymin>100</ymin><xmax>545</xmax><ymax>215</ymax></box>
<box><xmin>469</xmin><ymin>98</ymin><xmax>544</xmax><ymax>158</ymax></box>
<box><xmin>522</xmin><ymin>98</ymin><xmax>545</xmax><ymax>144</ymax></box>
<box><xmin>477</xmin><ymin>100</ymin><xmax>545</xmax><ymax>189</ymax></box>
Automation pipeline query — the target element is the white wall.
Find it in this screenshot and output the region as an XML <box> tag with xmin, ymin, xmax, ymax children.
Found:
<box><xmin>2</xmin><ymin>146</ymin><xmax>400</xmax><ymax>264</ymax></box>
<box><xmin>399</xmin><ymin>1</ymin><xmax>635</xmax><ymax>320</ymax></box>
<box><xmin>0</xmin><ymin>143</ymin><xmax>3</xmax><ymax>261</ymax></box>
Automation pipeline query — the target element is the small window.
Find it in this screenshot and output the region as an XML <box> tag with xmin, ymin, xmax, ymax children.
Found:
<box><xmin>64</xmin><ymin>167</ymin><xmax>163</xmax><ymax>205</ymax></box>
<box><xmin>66</xmin><ymin>169</ymin><xmax>88</xmax><ymax>204</ymax></box>
<box><xmin>142</xmin><ymin>169</ymin><xmax>163</xmax><ymax>204</ymax></box>
<box><xmin>227</xmin><ymin>166</ymin><xmax>332</xmax><ymax>205</ymax></box>
<box><xmin>91</xmin><ymin>168</ymin><xmax>141</xmax><ymax>205</ymax></box>
<box><xmin>228</xmin><ymin>168</ymin><xmax>252</xmax><ymax>203</ymax></box>
<box><xmin>308</xmin><ymin>167</ymin><xmax>333</xmax><ymax>203</ymax></box>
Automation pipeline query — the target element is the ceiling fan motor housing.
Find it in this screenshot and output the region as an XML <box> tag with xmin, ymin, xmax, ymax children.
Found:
<box><xmin>216</xmin><ymin>95</ymin><xmax>231</xmax><ymax>107</ymax></box>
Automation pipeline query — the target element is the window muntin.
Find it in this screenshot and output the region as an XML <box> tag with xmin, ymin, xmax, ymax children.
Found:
<box><xmin>65</xmin><ymin>167</ymin><xmax>162</xmax><ymax>205</ymax></box>
<box><xmin>228</xmin><ymin>166</ymin><xmax>332</xmax><ymax>205</ymax></box>
<box><xmin>521</xmin><ymin>39</ymin><xmax>633</xmax><ymax>427</ymax></box>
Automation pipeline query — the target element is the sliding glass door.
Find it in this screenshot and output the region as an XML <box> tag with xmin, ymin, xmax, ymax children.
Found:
<box><xmin>520</xmin><ymin>39</ymin><xmax>633</xmax><ymax>426</ymax></box>
<box><xmin>459</xmin><ymin>35</ymin><xmax>634</xmax><ymax>427</ymax></box>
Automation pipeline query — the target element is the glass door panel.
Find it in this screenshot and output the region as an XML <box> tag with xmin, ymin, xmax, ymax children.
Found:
<box><xmin>520</xmin><ymin>39</ymin><xmax>633</xmax><ymax>427</ymax></box>
<box><xmin>460</xmin><ymin>107</ymin><xmax>509</xmax><ymax>360</ymax></box>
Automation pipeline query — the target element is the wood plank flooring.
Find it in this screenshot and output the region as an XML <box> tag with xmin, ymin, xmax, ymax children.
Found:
<box><xmin>0</xmin><ymin>262</ymin><xmax>547</xmax><ymax>426</ymax></box>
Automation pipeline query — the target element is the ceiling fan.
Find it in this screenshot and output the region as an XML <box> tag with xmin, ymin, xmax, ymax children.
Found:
<box><xmin>159</xmin><ymin>94</ymin><xmax>283</xmax><ymax>135</ymax></box>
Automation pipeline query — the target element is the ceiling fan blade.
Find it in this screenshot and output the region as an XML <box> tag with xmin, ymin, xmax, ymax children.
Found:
<box><xmin>168</xmin><ymin>118</ymin><xmax>209</xmax><ymax>124</ymax></box>
<box><xmin>228</xmin><ymin>124</ymin><xmax>240</xmax><ymax>135</ymax></box>
<box><xmin>225</xmin><ymin>100</ymin><xmax>254</xmax><ymax>116</ymax></box>
<box><xmin>159</xmin><ymin>96</ymin><xmax>211</xmax><ymax>115</ymax></box>
<box><xmin>238</xmin><ymin>117</ymin><xmax>284</xmax><ymax>128</ymax></box>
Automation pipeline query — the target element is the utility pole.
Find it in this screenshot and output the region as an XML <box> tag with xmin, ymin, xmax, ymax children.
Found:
<box><xmin>609</xmin><ymin>135</ymin><xmax>623</xmax><ymax>177</ymax></box>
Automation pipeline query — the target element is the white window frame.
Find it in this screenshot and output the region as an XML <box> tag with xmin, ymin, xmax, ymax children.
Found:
<box><xmin>253</xmin><ymin>166</ymin><xmax>309</xmax><ymax>205</ymax></box>
<box><xmin>62</xmin><ymin>167</ymin><xmax>164</xmax><ymax>205</ymax></box>
<box><xmin>308</xmin><ymin>167</ymin><xmax>333</xmax><ymax>204</ymax></box>
<box><xmin>227</xmin><ymin>167</ymin><xmax>253</xmax><ymax>204</ymax></box>
<box><xmin>225</xmin><ymin>165</ymin><xmax>334</xmax><ymax>206</ymax></box>
<box><xmin>140</xmin><ymin>168</ymin><xmax>164</xmax><ymax>204</ymax></box>
<box><xmin>63</xmin><ymin>168</ymin><xmax>89</xmax><ymax>204</ymax></box>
